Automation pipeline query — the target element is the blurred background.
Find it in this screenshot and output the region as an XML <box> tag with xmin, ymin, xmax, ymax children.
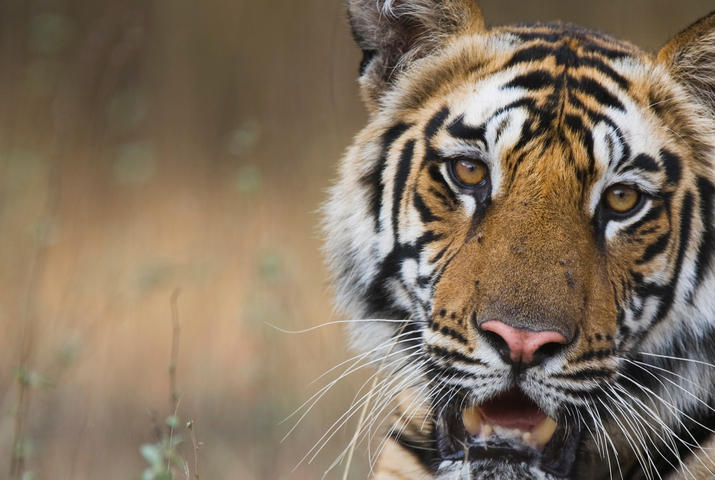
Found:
<box><xmin>0</xmin><ymin>1</ymin><xmax>711</xmax><ymax>478</ymax></box>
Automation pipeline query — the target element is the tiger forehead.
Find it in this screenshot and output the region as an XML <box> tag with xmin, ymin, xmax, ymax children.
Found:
<box><xmin>391</xmin><ymin>24</ymin><xmax>651</xmax><ymax>118</ymax></box>
<box><xmin>383</xmin><ymin>28</ymin><xmax>672</xmax><ymax>199</ymax></box>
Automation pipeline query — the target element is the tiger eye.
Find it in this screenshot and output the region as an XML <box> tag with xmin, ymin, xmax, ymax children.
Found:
<box><xmin>604</xmin><ymin>184</ymin><xmax>640</xmax><ymax>213</ymax></box>
<box><xmin>453</xmin><ymin>159</ymin><xmax>487</xmax><ymax>186</ymax></box>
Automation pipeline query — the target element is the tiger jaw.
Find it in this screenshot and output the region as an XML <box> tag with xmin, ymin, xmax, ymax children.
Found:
<box><xmin>436</xmin><ymin>388</ymin><xmax>582</xmax><ymax>478</ymax></box>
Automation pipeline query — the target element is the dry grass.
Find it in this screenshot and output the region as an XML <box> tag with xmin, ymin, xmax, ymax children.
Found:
<box><xmin>0</xmin><ymin>1</ymin><xmax>711</xmax><ymax>479</ymax></box>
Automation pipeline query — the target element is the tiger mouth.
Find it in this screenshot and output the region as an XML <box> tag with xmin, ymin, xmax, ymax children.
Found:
<box><xmin>436</xmin><ymin>388</ymin><xmax>583</xmax><ymax>477</ymax></box>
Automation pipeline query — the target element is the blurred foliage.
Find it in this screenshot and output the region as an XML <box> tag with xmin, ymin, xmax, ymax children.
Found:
<box><xmin>28</xmin><ymin>13</ymin><xmax>75</xmax><ymax>55</ymax></box>
<box><xmin>226</xmin><ymin>121</ymin><xmax>261</xmax><ymax>157</ymax></box>
<box><xmin>114</xmin><ymin>141</ymin><xmax>156</xmax><ymax>185</ymax></box>
<box><xmin>139</xmin><ymin>441</ymin><xmax>183</xmax><ymax>480</ymax></box>
<box><xmin>235</xmin><ymin>164</ymin><xmax>262</xmax><ymax>194</ymax></box>
<box><xmin>258</xmin><ymin>250</ymin><xmax>284</xmax><ymax>284</ymax></box>
<box><xmin>107</xmin><ymin>89</ymin><xmax>148</xmax><ymax>133</ymax></box>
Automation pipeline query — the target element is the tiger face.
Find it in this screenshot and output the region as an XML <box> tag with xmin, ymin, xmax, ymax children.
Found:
<box><xmin>323</xmin><ymin>1</ymin><xmax>715</xmax><ymax>479</ymax></box>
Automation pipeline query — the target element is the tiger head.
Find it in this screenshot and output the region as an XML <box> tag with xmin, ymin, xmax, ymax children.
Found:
<box><xmin>323</xmin><ymin>1</ymin><xmax>715</xmax><ymax>479</ymax></box>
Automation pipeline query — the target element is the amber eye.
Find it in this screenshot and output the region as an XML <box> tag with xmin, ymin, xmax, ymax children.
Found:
<box><xmin>451</xmin><ymin>158</ymin><xmax>487</xmax><ymax>187</ymax></box>
<box><xmin>604</xmin><ymin>184</ymin><xmax>641</xmax><ymax>214</ymax></box>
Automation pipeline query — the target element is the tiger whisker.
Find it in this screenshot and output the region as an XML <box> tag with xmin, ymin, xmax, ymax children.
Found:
<box><xmin>618</xmin><ymin>370</ymin><xmax>715</xmax><ymax>436</ymax></box>
<box><xmin>622</xmin><ymin>358</ymin><xmax>715</xmax><ymax>414</ymax></box>
<box><xmin>371</xmin><ymin>372</ymin><xmax>454</xmax><ymax>471</ymax></box>
<box><xmin>369</xmin><ymin>377</ymin><xmax>439</xmax><ymax>473</ymax></box>
<box><xmin>283</xmin><ymin>331</ymin><xmax>418</xmax><ymax>425</ymax></box>
<box><xmin>303</xmin><ymin>356</ymin><xmax>426</xmax><ymax>470</ymax></box>
<box><xmin>585</xmin><ymin>393</ymin><xmax>624</xmax><ymax>480</ymax></box>
<box><xmin>265</xmin><ymin>318</ymin><xmax>407</xmax><ymax>335</ymax></box>
<box><xmin>282</xmin><ymin>342</ymin><xmax>421</xmax><ymax>442</ymax></box>
<box><xmin>596</xmin><ymin>394</ymin><xmax>657</xmax><ymax>480</ymax></box>
<box><xmin>309</xmin><ymin>329</ymin><xmax>421</xmax><ymax>387</ymax></box>
<box><xmin>361</xmin><ymin>368</ymin><xmax>432</xmax><ymax>452</ymax></box>
<box><xmin>628</xmin><ymin>358</ymin><xmax>711</xmax><ymax>398</ymax></box>
<box><xmin>617</xmin><ymin>371</ymin><xmax>715</xmax><ymax>477</ymax></box>
<box><xmin>638</xmin><ymin>352</ymin><xmax>715</xmax><ymax>370</ymax></box>
<box><xmin>608</xmin><ymin>383</ymin><xmax>696</xmax><ymax>480</ymax></box>
<box><xmin>602</xmin><ymin>384</ymin><xmax>676</xmax><ymax>480</ymax></box>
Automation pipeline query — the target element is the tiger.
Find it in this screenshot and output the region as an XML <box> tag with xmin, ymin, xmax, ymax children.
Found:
<box><xmin>322</xmin><ymin>1</ymin><xmax>715</xmax><ymax>479</ymax></box>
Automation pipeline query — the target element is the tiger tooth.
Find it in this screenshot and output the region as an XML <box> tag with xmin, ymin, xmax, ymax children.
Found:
<box><xmin>532</xmin><ymin>417</ymin><xmax>558</xmax><ymax>446</ymax></box>
<box><xmin>462</xmin><ymin>406</ymin><xmax>483</xmax><ymax>436</ymax></box>
<box><xmin>480</xmin><ymin>423</ymin><xmax>493</xmax><ymax>439</ymax></box>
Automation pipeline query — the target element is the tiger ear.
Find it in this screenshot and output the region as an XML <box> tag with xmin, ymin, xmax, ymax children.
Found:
<box><xmin>657</xmin><ymin>11</ymin><xmax>715</xmax><ymax>114</ymax></box>
<box><xmin>348</xmin><ymin>0</ymin><xmax>485</xmax><ymax>111</ymax></box>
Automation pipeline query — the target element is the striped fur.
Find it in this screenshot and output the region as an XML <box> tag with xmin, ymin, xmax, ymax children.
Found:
<box><xmin>323</xmin><ymin>2</ymin><xmax>715</xmax><ymax>478</ymax></box>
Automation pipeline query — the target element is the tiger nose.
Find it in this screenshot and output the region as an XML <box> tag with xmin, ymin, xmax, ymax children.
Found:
<box><xmin>480</xmin><ymin>320</ymin><xmax>569</xmax><ymax>366</ymax></box>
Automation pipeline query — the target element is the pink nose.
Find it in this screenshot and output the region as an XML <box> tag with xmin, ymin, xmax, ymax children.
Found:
<box><xmin>480</xmin><ymin>320</ymin><xmax>569</xmax><ymax>365</ymax></box>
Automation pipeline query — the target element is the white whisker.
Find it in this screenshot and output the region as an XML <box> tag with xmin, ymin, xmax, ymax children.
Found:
<box><xmin>266</xmin><ymin>318</ymin><xmax>407</xmax><ymax>335</ymax></box>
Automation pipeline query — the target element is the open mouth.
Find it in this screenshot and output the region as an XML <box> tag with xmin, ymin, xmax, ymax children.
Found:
<box><xmin>436</xmin><ymin>388</ymin><xmax>583</xmax><ymax>477</ymax></box>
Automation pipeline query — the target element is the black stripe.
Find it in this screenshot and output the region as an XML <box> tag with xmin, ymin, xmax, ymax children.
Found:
<box><xmin>363</xmin><ymin>244</ymin><xmax>416</xmax><ymax>319</ymax></box>
<box><xmin>580</xmin><ymin>42</ymin><xmax>631</xmax><ymax>60</ymax></box>
<box><xmin>493</xmin><ymin>97</ymin><xmax>539</xmax><ymax>122</ymax></box>
<box><xmin>362</xmin><ymin>123</ymin><xmax>412</xmax><ymax>231</ymax></box>
<box><xmin>623</xmin><ymin>204</ymin><xmax>664</xmax><ymax>235</ymax></box>
<box><xmin>629</xmin><ymin>153</ymin><xmax>659</xmax><ymax>173</ymax></box>
<box><xmin>437</xmin><ymin>324</ymin><xmax>469</xmax><ymax>345</ymax></box>
<box><xmin>578</xmin><ymin>55</ymin><xmax>629</xmax><ymax>89</ymax></box>
<box><xmin>447</xmin><ymin>115</ymin><xmax>486</xmax><ymax>142</ymax></box>
<box><xmin>416</xmin><ymin>230</ymin><xmax>444</xmax><ymax>249</ymax></box>
<box><xmin>426</xmin><ymin>344</ymin><xmax>484</xmax><ymax>365</ymax></box>
<box><xmin>637</xmin><ymin>232</ymin><xmax>670</xmax><ymax>264</ymax></box>
<box><xmin>564</xmin><ymin>113</ymin><xmax>585</xmax><ymax>135</ymax></box>
<box><xmin>653</xmin><ymin>192</ymin><xmax>694</xmax><ymax>323</ymax></box>
<box><xmin>504</xmin><ymin>42</ymin><xmax>629</xmax><ymax>90</ymax></box>
<box><xmin>392</xmin><ymin>140</ymin><xmax>415</xmax><ymax>238</ymax></box>
<box><xmin>660</xmin><ymin>149</ymin><xmax>682</xmax><ymax>185</ymax></box>
<box><xmin>428</xmin><ymin>186</ymin><xmax>454</xmax><ymax>209</ymax></box>
<box><xmin>430</xmin><ymin>245</ymin><xmax>448</xmax><ymax>264</ymax></box>
<box><xmin>569</xmin><ymin>75</ymin><xmax>625</xmax><ymax>111</ymax></box>
<box><xmin>413</xmin><ymin>192</ymin><xmax>439</xmax><ymax>223</ymax></box>
<box><xmin>695</xmin><ymin>176</ymin><xmax>714</xmax><ymax>286</ymax></box>
<box><xmin>425</xmin><ymin>106</ymin><xmax>450</xmax><ymax>138</ymax></box>
<box><xmin>511</xmin><ymin>30</ymin><xmax>562</xmax><ymax>43</ymax></box>
<box><xmin>504</xmin><ymin>44</ymin><xmax>554</xmax><ymax>68</ymax></box>
<box><xmin>427</xmin><ymin>164</ymin><xmax>458</xmax><ymax>208</ymax></box>
<box><xmin>493</xmin><ymin>115</ymin><xmax>512</xmax><ymax>145</ymax></box>
<box><xmin>505</xmin><ymin>70</ymin><xmax>555</xmax><ymax>91</ymax></box>
<box><xmin>572</xmin><ymin>349</ymin><xmax>614</xmax><ymax>363</ymax></box>
<box><xmin>551</xmin><ymin>368</ymin><xmax>614</xmax><ymax>381</ymax></box>
<box><xmin>510</xmin><ymin>29</ymin><xmax>631</xmax><ymax>60</ymax></box>
<box><xmin>567</xmin><ymin>93</ymin><xmax>623</xmax><ymax>140</ymax></box>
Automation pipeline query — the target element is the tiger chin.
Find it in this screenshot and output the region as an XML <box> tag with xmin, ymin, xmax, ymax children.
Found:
<box><xmin>322</xmin><ymin>1</ymin><xmax>715</xmax><ymax>479</ymax></box>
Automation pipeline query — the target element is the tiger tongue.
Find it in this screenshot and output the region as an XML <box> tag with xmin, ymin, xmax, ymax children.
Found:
<box><xmin>479</xmin><ymin>389</ymin><xmax>547</xmax><ymax>431</ymax></box>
